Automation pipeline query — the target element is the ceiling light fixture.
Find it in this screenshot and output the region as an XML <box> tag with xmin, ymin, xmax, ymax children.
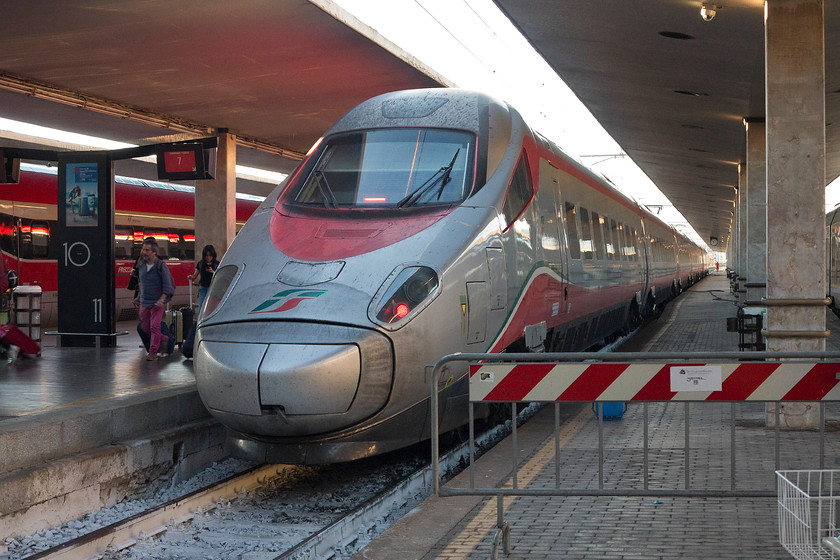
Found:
<box><xmin>700</xmin><ymin>3</ymin><xmax>717</xmax><ymax>21</ymax></box>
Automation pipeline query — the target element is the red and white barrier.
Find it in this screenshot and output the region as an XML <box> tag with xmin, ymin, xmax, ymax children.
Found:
<box><xmin>468</xmin><ymin>361</ymin><xmax>840</xmax><ymax>402</ymax></box>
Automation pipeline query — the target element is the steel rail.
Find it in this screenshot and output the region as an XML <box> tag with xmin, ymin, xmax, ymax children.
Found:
<box><xmin>24</xmin><ymin>464</ymin><xmax>283</xmax><ymax>560</ymax></box>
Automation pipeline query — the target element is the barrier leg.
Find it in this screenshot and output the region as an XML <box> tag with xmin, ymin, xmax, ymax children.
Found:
<box><xmin>491</xmin><ymin>494</ymin><xmax>511</xmax><ymax>559</ymax></box>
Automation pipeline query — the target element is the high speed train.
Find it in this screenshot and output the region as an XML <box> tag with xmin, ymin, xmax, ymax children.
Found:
<box><xmin>0</xmin><ymin>164</ymin><xmax>260</xmax><ymax>326</ymax></box>
<box><xmin>194</xmin><ymin>88</ymin><xmax>708</xmax><ymax>464</ymax></box>
<box><xmin>826</xmin><ymin>208</ymin><xmax>840</xmax><ymax>315</ymax></box>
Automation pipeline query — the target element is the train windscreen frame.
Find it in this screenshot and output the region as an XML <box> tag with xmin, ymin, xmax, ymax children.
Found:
<box><xmin>283</xmin><ymin>128</ymin><xmax>475</xmax><ymax>209</ymax></box>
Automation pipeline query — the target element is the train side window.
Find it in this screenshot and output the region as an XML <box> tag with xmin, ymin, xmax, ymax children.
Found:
<box><xmin>171</xmin><ymin>231</ymin><xmax>187</xmax><ymax>260</ymax></box>
<box><xmin>502</xmin><ymin>155</ymin><xmax>533</xmax><ymax>229</ymax></box>
<box><xmin>114</xmin><ymin>227</ymin><xmax>134</xmax><ymax>260</ymax></box>
<box><xmin>158</xmin><ymin>238</ymin><xmax>169</xmax><ymax>260</ymax></box>
<box><xmin>131</xmin><ymin>229</ymin><xmax>145</xmax><ymax>260</ymax></box>
<box><xmin>604</xmin><ymin>217</ymin><xmax>616</xmax><ymax>260</ymax></box>
<box><xmin>181</xmin><ymin>231</ymin><xmax>195</xmax><ymax>261</ymax></box>
<box><xmin>0</xmin><ymin>213</ymin><xmax>15</xmax><ymax>256</ymax></box>
<box><xmin>166</xmin><ymin>232</ymin><xmax>181</xmax><ymax>260</ymax></box>
<box><xmin>564</xmin><ymin>202</ymin><xmax>581</xmax><ymax>259</ymax></box>
<box><xmin>613</xmin><ymin>220</ymin><xmax>625</xmax><ymax>260</ymax></box>
<box><xmin>30</xmin><ymin>221</ymin><xmax>50</xmax><ymax>258</ymax></box>
<box><xmin>591</xmin><ymin>212</ymin><xmax>605</xmax><ymax>260</ymax></box>
<box><xmin>579</xmin><ymin>207</ymin><xmax>593</xmax><ymax>259</ymax></box>
<box><xmin>627</xmin><ymin>227</ymin><xmax>638</xmax><ymax>260</ymax></box>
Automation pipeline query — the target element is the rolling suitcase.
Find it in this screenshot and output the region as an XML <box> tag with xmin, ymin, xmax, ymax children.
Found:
<box><xmin>2</xmin><ymin>323</ymin><xmax>40</xmax><ymax>356</ymax></box>
<box><xmin>136</xmin><ymin>321</ymin><xmax>175</xmax><ymax>355</ymax></box>
<box><xmin>164</xmin><ymin>309</ymin><xmax>184</xmax><ymax>345</ymax></box>
<box><xmin>179</xmin><ymin>306</ymin><xmax>194</xmax><ymax>329</ymax></box>
<box><xmin>182</xmin><ymin>324</ymin><xmax>196</xmax><ymax>359</ymax></box>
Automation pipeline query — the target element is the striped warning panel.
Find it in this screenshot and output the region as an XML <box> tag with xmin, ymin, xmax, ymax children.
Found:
<box><xmin>468</xmin><ymin>362</ymin><xmax>840</xmax><ymax>402</ymax></box>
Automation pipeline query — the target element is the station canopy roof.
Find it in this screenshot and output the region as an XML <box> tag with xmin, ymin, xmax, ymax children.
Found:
<box><xmin>495</xmin><ymin>0</ymin><xmax>840</xmax><ymax>249</ymax></box>
<box><xmin>0</xmin><ymin>0</ymin><xmax>444</xmax><ymax>197</ymax></box>
<box><xmin>1</xmin><ymin>0</ymin><xmax>838</xmax><ymax>249</ymax></box>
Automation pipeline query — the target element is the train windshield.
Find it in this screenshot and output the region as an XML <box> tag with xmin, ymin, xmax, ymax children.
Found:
<box><xmin>290</xmin><ymin>128</ymin><xmax>474</xmax><ymax>208</ymax></box>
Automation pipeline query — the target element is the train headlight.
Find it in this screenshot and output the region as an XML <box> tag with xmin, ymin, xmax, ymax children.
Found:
<box><xmin>371</xmin><ymin>266</ymin><xmax>439</xmax><ymax>328</ymax></box>
<box><xmin>198</xmin><ymin>264</ymin><xmax>239</xmax><ymax>322</ymax></box>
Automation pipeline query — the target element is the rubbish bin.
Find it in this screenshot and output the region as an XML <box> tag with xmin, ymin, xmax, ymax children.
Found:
<box><xmin>14</xmin><ymin>285</ymin><xmax>42</xmax><ymax>342</ymax></box>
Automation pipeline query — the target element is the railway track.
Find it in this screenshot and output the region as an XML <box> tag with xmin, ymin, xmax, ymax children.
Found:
<box><xmin>13</xmin><ymin>414</ymin><xmax>530</xmax><ymax>560</ymax></box>
<box><xmin>9</xmin><ymin>332</ymin><xmax>634</xmax><ymax>560</ymax></box>
<box><xmin>17</xmin><ymin>452</ymin><xmax>424</xmax><ymax>560</ymax></box>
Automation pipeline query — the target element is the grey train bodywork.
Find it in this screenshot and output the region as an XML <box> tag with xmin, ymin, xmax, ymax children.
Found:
<box><xmin>194</xmin><ymin>89</ymin><xmax>707</xmax><ymax>464</ymax></box>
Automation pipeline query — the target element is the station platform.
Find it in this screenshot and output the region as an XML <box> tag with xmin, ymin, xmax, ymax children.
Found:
<box><xmin>352</xmin><ymin>271</ymin><xmax>840</xmax><ymax>560</ymax></box>
<box><xmin>0</xmin><ymin>323</ymin><xmax>223</xmax><ymax>539</ymax></box>
<box><xmin>0</xmin><ymin>323</ymin><xmax>208</xmax><ymax>473</ymax></box>
<box><xmin>0</xmin><ymin>324</ymin><xmax>195</xmax><ymax>421</ymax></box>
<box><xmin>5</xmin><ymin>272</ymin><xmax>840</xmax><ymax>555</ymax></box>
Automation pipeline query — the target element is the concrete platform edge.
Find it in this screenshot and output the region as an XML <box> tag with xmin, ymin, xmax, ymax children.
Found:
<box><xmin>352</xmin><ymin>404</ymin><xmax>585</xmax><ymax>560</ymax></box>
<box><xmin>0</xmin><ymin>384</ymin><xmax>208</xmax><ymax>475</ymax></box>
<box><xmin>0</xmin><ymin>418</ymin><xmax>227</xmax><ymax>539</ymax></box>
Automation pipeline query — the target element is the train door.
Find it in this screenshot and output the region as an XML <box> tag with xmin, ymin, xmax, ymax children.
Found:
<box><xmin>495</xmin><ymin>152</ymin><xmax>537</xmax><ymax>350</ymax></box>
<box><xmin>638</xmin><ymin>219</ymin><xmax>655</xmax><ymax>311</ymax></box>
<box><xmin>561</xmin><ymin>200</ymin><xmax>582</xmax><ymax>315</ymax></box>
<box><xmin>829</xmin><ymin>210</ymin><xmax>840</xmax><ymax>303</ymax></box>
<box><xmin>500</xmin><ymin>152</ymin><xmax>536</xmax><ymax>294</ymax></box>
<box><xmin>537</xmin><ymin>160</ymin><xmax>568</xmax><ymax>319</ymax></box>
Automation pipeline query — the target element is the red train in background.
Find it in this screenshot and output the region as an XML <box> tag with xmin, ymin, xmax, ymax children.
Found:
<box><xmin>0</xmin><ymin>164</ymin><xmax>262</xmax><ymax>326</ymax></box>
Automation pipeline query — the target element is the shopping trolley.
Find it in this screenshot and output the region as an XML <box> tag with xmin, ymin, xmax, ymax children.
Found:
<box><xmin>778</xmin><ymin>470</ymin><xmax>840</xmax><ymax>559</ymax></box>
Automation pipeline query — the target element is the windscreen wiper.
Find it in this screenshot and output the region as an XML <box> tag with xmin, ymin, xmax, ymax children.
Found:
<box><xmin>313</xmin><ymin>170</ymin><xmax>339</xmax><ymax>208</ymax></box>
<box><xmin>396</xmin><ymin>148</ymin><xmax>460</xmax><ymax>208</ymax></box>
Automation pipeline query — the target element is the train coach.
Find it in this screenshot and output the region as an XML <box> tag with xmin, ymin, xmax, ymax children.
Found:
<box><xmin>0</xmin><ymin>164</ymin><xmax>261</xmax><ymax>326</ymax></box>
<box><xmin>826</xmin><ymin>207</ymin><xmax>840</xmax><ymax>314</ymax></box>
<box><xmin>193</xmin><ymin>88</ymin><xmax>707</xmax><ymax>464</ymax></box>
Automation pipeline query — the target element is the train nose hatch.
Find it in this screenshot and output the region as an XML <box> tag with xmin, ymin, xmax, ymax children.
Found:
<box><xmin>195</xmin><ymin>322</ymin><xmax>393</xmax><ymax>437</ymax></box>
<box><xmin>259</xmin><ymin>344</ymin><xmax>360</xmax><ymax>415</ymax></box>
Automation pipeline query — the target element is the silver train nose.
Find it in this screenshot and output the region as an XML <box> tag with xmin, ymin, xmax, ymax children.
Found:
<box><xmin>195</xmin><ymin>322</ymin><xmax>393</xmax><ymax>437</ymax></box>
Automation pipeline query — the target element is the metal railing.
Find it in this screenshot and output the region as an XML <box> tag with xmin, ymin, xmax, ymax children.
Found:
<box><xmin>430</xmin><ymin>351</ymin><xmax>840</xmax><ymax>559</ymax></box>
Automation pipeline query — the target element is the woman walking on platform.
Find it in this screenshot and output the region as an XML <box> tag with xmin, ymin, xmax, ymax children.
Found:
<box><xmin>189</xmin><ymin>245</ymin><xmax>219</xmax><ymax>313</ymax></box>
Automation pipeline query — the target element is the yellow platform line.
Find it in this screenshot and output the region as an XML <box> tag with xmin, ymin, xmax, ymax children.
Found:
<box><xmin>440</xmin><ymin>406</ymin><xmax>591</xmax><ymax>558</ymax></box>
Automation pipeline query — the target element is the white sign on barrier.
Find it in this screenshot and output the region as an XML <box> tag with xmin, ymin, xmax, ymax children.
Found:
<box><xmin>670</xmin><ymin>365</ymin><xmax>722</xmax><ymax>392</ymax></box>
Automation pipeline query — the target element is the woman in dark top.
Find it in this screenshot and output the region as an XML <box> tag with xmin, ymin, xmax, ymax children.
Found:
<box><xmin>188</xmin><ymin>245</ymin><xmax>219</xmax><ymax>312</ymax></box>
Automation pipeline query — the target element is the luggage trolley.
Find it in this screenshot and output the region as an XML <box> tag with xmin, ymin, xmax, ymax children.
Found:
<box><xmin>778</xmin><ymin>470</ymin><xmax>840</xmax><ymax>559</ymax></box>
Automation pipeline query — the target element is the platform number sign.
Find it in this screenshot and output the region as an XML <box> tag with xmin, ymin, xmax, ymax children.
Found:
<box><xmin>56</xmin><ymin>153</ymin><xmax>116</xmax><ymax>347</ymax></box>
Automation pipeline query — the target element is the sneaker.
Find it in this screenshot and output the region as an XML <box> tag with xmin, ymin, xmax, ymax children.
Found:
<box><xmin>158</xmin><ymin>352</ymin><xmax>169</xmax><ymax>358</ymax></box>
<box><xmin>7</xmin><ymin>345</ymin><xmax>19</xmax><ymax>363</ymax></box>
<box><xmin>146</xmin><ymin>352</ymin><xmax>157</xmax><ymax>361</ymax></box>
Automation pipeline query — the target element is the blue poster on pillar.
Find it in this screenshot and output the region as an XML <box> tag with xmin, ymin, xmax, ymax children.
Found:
<box><xmin>65</xmin><ymin>163</ymin><xmax>99</xmax><ymax>227</ymax></box>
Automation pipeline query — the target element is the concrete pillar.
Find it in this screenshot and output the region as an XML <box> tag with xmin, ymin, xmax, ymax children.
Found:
<box><xmin>765</xmin><ymin>0</ymin><xmax>825</xmax><ymax>427</ymax></box>
<box><xmin>734</xmin><ymin>165</ymin><xmax>748</xmax><ymax>297</ymax></box>
<box><xmin>745</xmin><ymin>120</ymin><xmax>767</xmax><ymax>305</ymax></box>
<box><xmin>730</xmin><ymin>182</ymin><xmax>740</xmax><ymax>277</ymax></box>
<box><xmin>738</xmin><ymin>162</ymin><xmax>748</xmax><ymax>285</ymax></box>
<box><xmin>195</xmin><ymin>130</ymin><xmax>237</xmax><ymax>261</ymax></box>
